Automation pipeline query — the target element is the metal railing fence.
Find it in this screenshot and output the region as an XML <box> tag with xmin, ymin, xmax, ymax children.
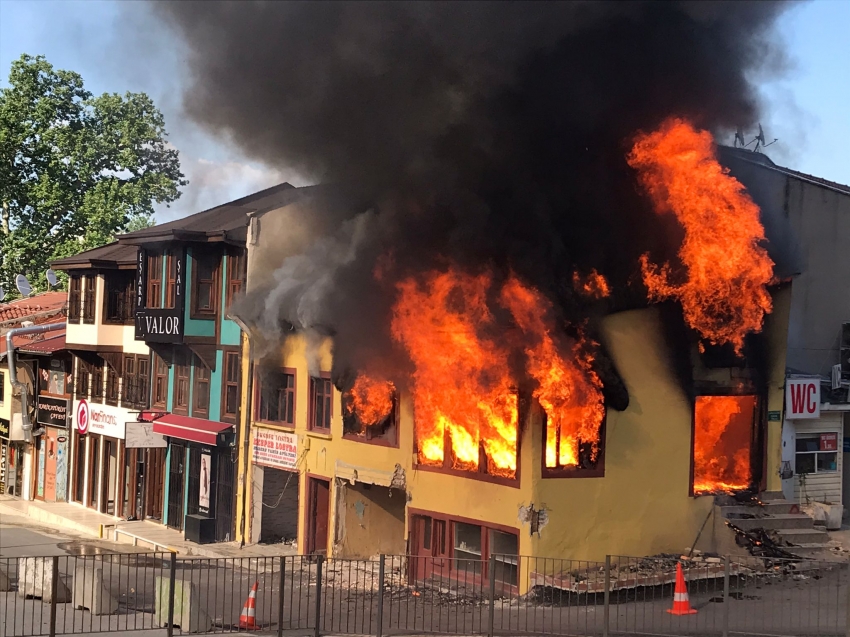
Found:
<box><xmin>1</xmin><ymin>552</ymin><xmax>847</xmax><ymax>636</ymax></box>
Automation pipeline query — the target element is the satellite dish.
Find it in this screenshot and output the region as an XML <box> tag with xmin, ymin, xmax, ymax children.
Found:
<box><xmin>46</xmin><ymin>269</ymin><xmax>58</xmax><ymax>287</ymax></box>
<box><xmin>0</xmin><ymin>286</ymin><xmax>5</xmax><ymax>302</ymax></box>
<box><xmin>15</xmin><ymin>274</ymin><xmax>32</xmax><ymax>297</ymax></box>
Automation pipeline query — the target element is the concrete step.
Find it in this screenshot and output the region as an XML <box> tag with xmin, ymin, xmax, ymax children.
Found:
<box><xmin>727</xmin><ymin>514</ymin><xmax>814</xmax><ymax>532</ymax></box>
<box><xmin>777</xmin><ymin>528</ymin><xmax>831</xmax><ymax>545</ymax></box>
<box><xmin>760</xmin><ymin>491</ymin><xmax>787</xmax><ymax>501</ymax></box>
<box><xmin>721</xmin><ymin>501</ymin><xmax>800</xmax><ymax>516</ymax></box>
<box><xmin>783</xmin><ymin>543</ymin><xmax>838</xmax><ymax>557</ymax></box>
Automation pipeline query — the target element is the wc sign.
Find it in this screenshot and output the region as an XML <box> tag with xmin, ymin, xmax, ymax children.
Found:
<box><xmin>786</xmin><ymin>378</ymin><xmax>821</xmax><ymax>419</ymax></box>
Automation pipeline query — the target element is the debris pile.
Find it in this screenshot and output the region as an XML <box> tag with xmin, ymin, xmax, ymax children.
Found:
<box><xmin>725</xmin><ymin>521</ymin><xmax>801</xmax><ymax>559</ymax></box>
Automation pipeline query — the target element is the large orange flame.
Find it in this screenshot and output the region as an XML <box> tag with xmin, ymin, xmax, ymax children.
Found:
<box><xmin>390</xmin><ymin>268</ymin><xmax>518</xmax><ymax>477</ymax></box>
<box><xmin>500</xmin><ymin>277</ymin><xmax>605</xmax><ymax>468</ymax></box>
<box><xmin>628</xmin><ymin>118</ymin><xmax>774</xmax><ymax>354</ymax></box>
<box><xmin>345</xmin><ymin>375</ymin><xmax>395</xmax><ymax>425</ymax></box>
<box><xmin>572</xmin><ymin>269</ymin><xmax>611</xmax><ymax>299</ymax></box>
<box><xmin>693</xmin><ymin>395</ymin><xmax>754</xmax><ymax>494</ymax></box>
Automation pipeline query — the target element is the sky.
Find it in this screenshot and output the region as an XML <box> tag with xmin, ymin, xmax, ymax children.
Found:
<box><xmin>1</xmin><ymin>0</ymin><xmax>848</xmax><ymax>223</ymax></box>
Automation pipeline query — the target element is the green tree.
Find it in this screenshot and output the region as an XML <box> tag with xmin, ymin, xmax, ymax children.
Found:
<box><xmin>0</xmin><ymin>54</ymin><xmax>185</xmax><ymax>296</ymax></box>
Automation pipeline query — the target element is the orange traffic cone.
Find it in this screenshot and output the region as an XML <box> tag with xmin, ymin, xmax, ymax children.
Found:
<box><xmin>238</xmin><ymin>581</ymin><xmax>262</xmax><ymax>630</ymax></box>
<box><xmin>666</xmin><ymin>562</ymin><xmax>698</xmax><ymax>615</ymax></box>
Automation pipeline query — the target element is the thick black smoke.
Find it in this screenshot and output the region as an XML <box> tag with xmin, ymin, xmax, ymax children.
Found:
<box><xmin>154</xmin><ymin>1</ymin><xmax>789</xmax><ymax>389</ymax></box>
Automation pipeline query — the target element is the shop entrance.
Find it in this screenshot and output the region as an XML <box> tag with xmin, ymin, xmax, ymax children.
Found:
<box><xmin>167</xmin><ymin>444</ymin><xmax>186</xmax><ymax>531</ymax></box>
<box><xmin>306</xmin><ymin>477</ymin><xmax>330</xmax><ymax>556</ymax></box>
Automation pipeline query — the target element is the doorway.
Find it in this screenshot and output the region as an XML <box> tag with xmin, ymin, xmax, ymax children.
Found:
<box><xmin>167</xmin><ymin>444</ymin><xmax>186</xmax><ymax>530</ymax></box>
<box><xmin>410</xmin><ymin>514</ymin><xmax>448</xmax><ymax>583</ymax></box>
<box><xmin>306</xmin><ymin>477</ymin><xmax>330</xmax><ymax>556</ymax></box>
<box><xmin>101</xmin><ymin>438</ymin><xmax>117</xmax><ymax>515</ymax></box>
<box><xmin>146</xmin><ymin>448</ymin><xmax>165</xmax><ymax>520</ymax></box>
<box><xmin>88</xmin><ymin>436</ymin><xmax>100</xmax><ymax>509</ymax></box>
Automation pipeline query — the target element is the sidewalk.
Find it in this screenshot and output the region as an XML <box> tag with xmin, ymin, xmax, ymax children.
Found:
<box><xmin>0</xmin><ymin>495</ymin><xmax>296</xmax><ymax>559</ymax></box>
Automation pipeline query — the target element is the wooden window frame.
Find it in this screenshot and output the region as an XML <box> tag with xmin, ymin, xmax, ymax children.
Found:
<box><xmin>82</xmin><ymin>275</ymin><xmax>96</xmax><ymax>324</ymax></box>
<box><xmin>308</xmin><ymin>373</ymin><xmax>333</xmax><ymax>433</ymax></box>
<box><xmin>254</xmin><ymin>366</ymin><xmax>297</xmax><ymax>427</ymax></box>
<box><xmin>104</xmin><ymin>271</ymin><xmax>135</xmax><ymax>325</ymax></box>
<box><xmin>164</xmin><ymin>251</ymin><xmax>178</xmax><ymax>309</ymax></box>
<box><xmin>152</xmin><ymin>354</ymin><xmax>169</xmax><ymax>409</ymax></box>
<box><xmin>68</xmin><ymin>276</ymin><xmax>82</xmax><ymax>323</ymax></box>
<box><xmin>191</xmin><ymin>250</ymin><xmax>220</xmax><ymax>319</ymax></box>
<box><xmin>541</xmin><ymin>409</ymin><xmax>607</xmax><ymax>479</ymax></box>
<box><xmin>105</xmin><ymin>358</ymin><xmax>122</xmax><ymax>406</ymax></box>
<box><xmin>173</xmin><ymin>349</ymin><xmax>190</xmax><ymax>415</ymax></box>
<box><xmin>146</xmin><ymin>253</ymin><xmax>163</xmax><ymax>309</ymax></box>
<box><xmin>221</xmin><ymin>349</ymin><xmax>241</xmax><ymax>424</ymax></box>
<box><xmin>91</xmin><ymin>361</ymin><xmax>105</xmax><ymax>402</ymax></box>
<box><xmin>192</xmin><ymin>356</ymin><xmax>211</xmax><ymax>418</ymax></box>
<box><xmin>408</xmin><ymin>508</ymin><xmax>519</xmax><ymax>593</ymax></box>
<box><xmin>225</xmin><ymin>249</ymin><xmax>246</xmax><ymax>311</ymax></box>
<box><xmin>0</xmin><ymin>371</ymin><xmax>3</xmax><ymax>403</ymax></box>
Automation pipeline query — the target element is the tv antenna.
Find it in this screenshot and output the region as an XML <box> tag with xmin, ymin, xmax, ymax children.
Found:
<box><xmin>751</xmin><ymin>123</ymin><xmax>778</xmax><ymax>153</ymax></box>
<box><xmin>15</xmin><ymin>274</ymin><xmax>32</xmax><ymax>297</ymax></box>
<box><xmin>734</xmin><ymin>127</ymin><xmax>746</xmax><ymax>148</ymax></box>
<box><xmin>46</xmin><ymin>269</ymin><xmax>58</xmax><ymax>288</ymax></box>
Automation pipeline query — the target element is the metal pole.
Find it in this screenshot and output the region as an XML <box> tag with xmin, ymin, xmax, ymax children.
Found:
<box><xmin>167</xmin><ymin>552</ymin><xmax>177</xmax><ymax>637</ymax></box>
<box><xmin>314</xmin><ymin>555</ymin><xmax>324</xmax><ymax>637</ymax></box>
<box><xmin>278</xmin><ymin>556</ymin><xmax>286</xmax><ymax>637</ymax></box>
<box><xmin>488</xmin><ymin>554</ymin><xmax>496</xmax><ymax>637</ymax></box>
<box><xmin>603</xmin><ymin>556</ymin><xmax>611</xmax><ymax>637</ymax></box>
<box><xmin>845</xmin><ymin>562</ymin><xmax>850</xmax><ymax>637</ymax></box>
<box><xmin>48</xmin><ymin>556</ymin><xmax>59</xmax><ymax>637</ymax></box>
<box><xmin>376</xmin><ymin>555</ymin><xmax>386</xmax><ymax>637</ymax></box>
<box><xmin>723</xmin><ymin>556</ymin><xmax>731</xmax><ymax>637</ymax></box>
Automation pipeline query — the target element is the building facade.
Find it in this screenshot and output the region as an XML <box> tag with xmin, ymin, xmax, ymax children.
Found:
<box><xmin>235</xmin><ymin>191</ymin><xmax>791</xmax><ymax>592</ymax></box>
<box><xmin>52</xmin><ymin>243</ymin><xmax>164</xmax><ymax>520</ymax></box>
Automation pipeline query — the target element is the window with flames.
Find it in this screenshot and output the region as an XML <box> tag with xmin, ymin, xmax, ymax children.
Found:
<box><xmin>343</xmin><ymin>377</ymin><xmax>398</xmax><ymax>445</ymax></box>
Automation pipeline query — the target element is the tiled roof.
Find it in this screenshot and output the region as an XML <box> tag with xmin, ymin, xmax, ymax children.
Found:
<box><xmin>0</xmin><ymin>315</ymin><xmax>66</xmax><ymax>357</ymax></box>
<box><xmin>0</xmin><ymin>292</ymin><xmax>68</xmax><ymax>323</ymax></box>
<box><xmin>51</xmin><ymin>242</ymin><xmax>138</xmax><ymax>270</ymax></box>
<box><xmin>118</xmin><ymin>182</ymin><xmax>303</xmax><ymax>245</ymax></box>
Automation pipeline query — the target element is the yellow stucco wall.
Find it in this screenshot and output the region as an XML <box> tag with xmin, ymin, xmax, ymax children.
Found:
<box><xmin>236</xmin><ymin>291</ymin><xmax>790</xmax><ymax>561</ymax></box>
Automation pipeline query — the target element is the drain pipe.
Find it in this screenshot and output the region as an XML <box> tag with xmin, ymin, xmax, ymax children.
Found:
<box><xmin>6</xmin><ymin>322</ymin><xmax>66</xmax><ymax>441</ymax></box>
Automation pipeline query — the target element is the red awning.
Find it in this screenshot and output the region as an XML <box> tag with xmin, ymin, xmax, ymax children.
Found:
<box><xmin>152</xmin><ymin>414</ymin><xmax>232</xmax><ymax>446</ymax></box>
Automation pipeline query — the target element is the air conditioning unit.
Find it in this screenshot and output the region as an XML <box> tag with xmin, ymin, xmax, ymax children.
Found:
<box><xmin>841</xmin><ymin>322</ymin><xmax>850</xmax><ymax>376</ymax></box>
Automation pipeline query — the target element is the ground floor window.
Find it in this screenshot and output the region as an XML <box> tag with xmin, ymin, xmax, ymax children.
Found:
<box><xmin>796</xmin><ymin>433</ymin><xmax>838</xmax><ymax>475</ymax></box>
<box><xmin>410</xmin><ymin>512</ymin><xmax>519</xmax><ymax>589</ymax></box>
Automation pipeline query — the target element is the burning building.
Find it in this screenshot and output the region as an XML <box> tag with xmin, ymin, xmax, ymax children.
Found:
<box><xmin>147</xmin><ymin>1</ymin><xmax>833</xmax><ymax>570</ymax></box>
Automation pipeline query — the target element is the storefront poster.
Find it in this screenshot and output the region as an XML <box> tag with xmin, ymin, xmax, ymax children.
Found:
<box><xmin>252</xmin><ymin>428</ymin><xmax>298</xmax><ymax>471</ymax></box>
<box><xmin>0</xmin><ymin>444</ymin><xmax>7</xmax><ymax>494</ymax></box>
<box><xmin>0</xmin><ymin>418</ymin><xmax>9</xmax><ymax>440</ymax></box>
<box><xmin>72</xmin><ymin>399</ymin><xmax>128</xmax><ymax>439</ymax></box>
<box><xmin>36</xmin><ymin>396</ymin><xmax>70</xmax><ymax>428</ymax></box>
<box><xmin>199</xmin><ymin>452</ymin><xmax>211</xmax><ymax>513</ymax></box>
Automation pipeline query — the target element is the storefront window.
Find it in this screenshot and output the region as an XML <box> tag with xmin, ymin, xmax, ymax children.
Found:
<box><xmin>796</xmin><ymin>434</ymin><xmax>838</xmax><ymax>474</ymax></box>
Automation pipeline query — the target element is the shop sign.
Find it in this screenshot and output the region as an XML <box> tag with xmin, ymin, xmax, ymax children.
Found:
<box><xmin>0</xmin><ymin>418</ymin><xmax>9</xmax><ymax>440</ymax></box>
<box><xmin>72</xmin><ymin>399</ymin><xmax>128</xmax><ymax>439</ymax></box>
<box><xmin>252</xmin><ymin>428</ymin><xmax>298</xmax><ymax>471</ymax></box>
<box><xmin>0</xmin><ymin>444</ymin><xmax>6</xmax><ymax>494</ymax></box>
<box><xmin>125</xmin><ymin>422</ymin><xmax>167</xmax><ymax>448</ymax></box>
<box><xmin>134</xmin><ymin>248</ymin><xmax>185</xmax><ymax>343</ymax></box>
<box><xmin>820</xmin><ymin>433</ymin><xmax>838</xmax><ymax>452</ymax></box>
<box><xmin>199</xmin><ymin>452</ymin><xmax>211</xmax><ymax>514</ymax></box>
<box><xmin>767</xmin><ymin>411</ymin><xmax>781</xmax><ymax>422</ymax></box>
<box><xmin>36</xmin><ymin>396</ymin><xmax>70</xmax><ymax>428</ymax></box>
<box><xmin>786</xmin><ymin>378</ymin><xmax>820</xmax><ymax>419</ymax></box>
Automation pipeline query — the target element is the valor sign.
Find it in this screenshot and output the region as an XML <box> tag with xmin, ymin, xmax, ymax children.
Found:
<box><xmin>135</xmin><ymin>248</ymin><xmax>185</xmax><ymax>343</ymax></box>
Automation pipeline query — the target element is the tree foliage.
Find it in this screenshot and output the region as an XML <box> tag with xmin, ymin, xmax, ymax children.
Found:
<box><xmin>0</xmin><ymin>54</ymin><xmax>185</xmax><ymax>295</ymax></box>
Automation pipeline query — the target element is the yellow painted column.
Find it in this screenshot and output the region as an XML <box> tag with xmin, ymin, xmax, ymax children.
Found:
<box><xmin>235</xmin><ymin>331</ymin><xmax>255</xmax><ymax>544</ymax></box>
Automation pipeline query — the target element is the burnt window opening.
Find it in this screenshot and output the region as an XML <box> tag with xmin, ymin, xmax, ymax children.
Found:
<box><xmin>692</xmin><ymin>394</ymin><xmax>757</xmax><ymax>495</ymax></box>
<box><xmin>414</xmin><ymin>393</ymin><xmax>519</xmax><ymax>482</ymax></box>
<box><xmin>542</xmin><ymin>409</ymin><xmax>606</xmax><ymax>477</ymax></box>
<box><xmin>105</xmin><ymin>271</ymin><xmax>135</xmax><ymax>324</ymax></box>
<box><xmin>342</xmin><ymin>387</ymin><xmax>399</xmax><ymax>445</ymax></box>
<box><xmin>256</xmin><ymin>368</ymin><xmax>296</xmax><ymax>426</ymax></box>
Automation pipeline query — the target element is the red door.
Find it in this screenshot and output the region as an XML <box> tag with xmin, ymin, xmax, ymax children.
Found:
<box><xmin>410</xmin><ymin>515</ymin><xmax>448</xmax><ymax>584</ymax></box>
<box><xmin>307</xmin><ymin>478</ymin><xmax>330</xmax><ymax>556</ymax></box>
